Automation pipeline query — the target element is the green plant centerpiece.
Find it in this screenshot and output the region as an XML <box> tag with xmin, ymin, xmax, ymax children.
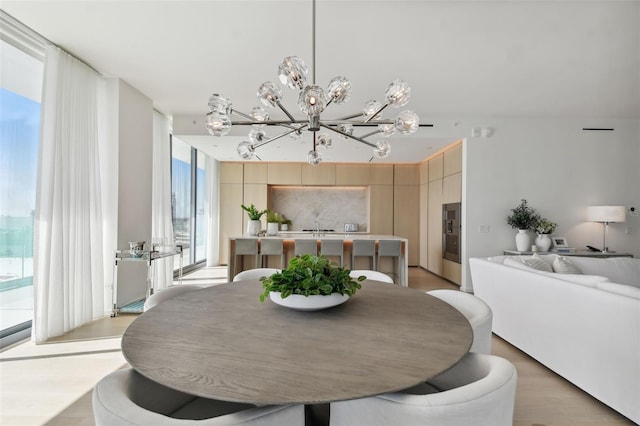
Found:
<box><xmin>506</xmin><ymin>199</ymin><xmax>540</xmax><ymax>230</ymax></box>
<box><xmin>260</xmin><ymin>254</ymin><xmax>365</xmax><ymax>310</ymax></box>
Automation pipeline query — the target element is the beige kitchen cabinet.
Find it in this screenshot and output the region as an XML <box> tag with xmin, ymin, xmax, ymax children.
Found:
<box><xmin>443</xmin><ymin>143</ymin><xmax>462</xmax><ymax>176</ymax></box>
<box><xmin>301</xmin><ymin>163</ymin><xmax>336</xmax><ymax>185</ymax></box>
<box><xmin>442</xmin><ymin>258</ymin><xmax>461</xmax><ymax>285</ymax></box>
<box><xmin>336</xmin><ymin>164</ymin><xmax>370</xmax><ymax>185</ymax></box>
<box><xmin>419</xmin><ymin>161</ymin><xmax>429</xmax><ymax>185</ymax></box>
<box><xmin>369</xmin><ymin>185</ymin><xmax>393</xmax><ymax>235</ymax></box>
<box><xmin>428</xmin><ymin>153</ymin><xmax>443</xmax><ymax>182</ymax></box>
<box><xmin>442</xmin><ymin>172</ymin><xmax>462</xmax><ymax>204</ymax></box>
<box><xmin>220</xmin><ymin>162</ymin><xmax>243</xmax><ymax>184</ymax></box>
<box><xmin>393</xmin><ymin>184</ymin><xmax>419</xmax><ymax>265</ymax></box>
<box><xmin>427</xmin><ymin>179</ymin><xmax>443</xmax><ymax>275</ymax></box>
<box><xmin>394</xmin><ymin>164</ymin><xmax>419</xmax><ymax>185</ymax></box>
<box><xmin>244</xmin><ymin>163</ymin><xmax>267</xmax><ymax>184</ymax></box>
<box><xmin>419</xmin><ymin>181</ymin><xmax>428</xmax><ymax>268</ymax></box>
<box><xmin>267</xmin><ymin>163</ymin><xmax>302</xmax><ymax>184</ymax></box>
<box><xmin>369</xmin><ymin>164</ymin><xmax>393</xmax><ymax>185</ymax></box>
<box><xmin>219</xmin><ymin>183</ymin><xmax>243</xmax><ymax>265</ymax></box>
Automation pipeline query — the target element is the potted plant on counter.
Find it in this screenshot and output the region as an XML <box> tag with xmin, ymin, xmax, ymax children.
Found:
<box><xmin>266</xmin><ymin>209</ymin><xmax>280</xmax><ymax>236</ymax></box>
<box><xmin>533</xmin><ymin>217</ymin><xmax>557</xmax><ymax>252</ymax></box>
<box><xmin>506</xmin><ymin>199</ymin><xmax>540</xmax><ymax>252</ymax></box>
<box><xmin>260</xmin><ymin>254</ymin><xmax>365</xmax><ymax>311</ymax></box>
<box><xmin>241</xmin><ymin>203</ymin><xmax>266</xmax><ymax>236</ymax></box>
<box><xmin>279</xmin><ymin>214</ymin><xmax>292</xmax><ymax>231</ymax></box>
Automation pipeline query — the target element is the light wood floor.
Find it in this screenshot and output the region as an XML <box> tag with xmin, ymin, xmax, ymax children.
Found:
<box><xmin>0</xmin><ymin>266</ymin><xmax>634</xmax><ymax>425</ymax></box>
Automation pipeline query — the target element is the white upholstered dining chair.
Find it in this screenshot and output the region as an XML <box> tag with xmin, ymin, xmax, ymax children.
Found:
<box><xmin>349</xmin><ymin>270</ymin><xmax>394</xmax><ymax>284</ymax></box>
<box><xmin>329</xmin><ymin>352</ymin><xmax>517</xmax><ymax>426</ymax></box>
<box><xmin>233</xmin><ymin>268</ymin><xmax>280</xmax><ymax>282</ymax></box>
<box><xmin>93</xmin><ymin>368</ymin><xmax>304</xmax><ymax>425</ymax></box>
<box><xmin>427</xmin><ymin>289</ymin><xmax>493</xmax><ymax>354</ymax></box>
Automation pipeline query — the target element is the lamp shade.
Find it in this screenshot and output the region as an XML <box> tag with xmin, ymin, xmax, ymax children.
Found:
<box><xmin>586</xmin><ymin>206</ymin><xmax>626</xmax><ymax>223</ymax></box>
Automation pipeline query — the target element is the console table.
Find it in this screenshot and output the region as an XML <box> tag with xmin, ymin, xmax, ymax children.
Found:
<box><xmin>111</xmin><ymin>246</ymin><xmax>183</xmax><ymax>317</ymax></box>
<box><xmin>503</xmin><ymin>249</ymin><xmax>633</xmax><ymax>258</ymax></box>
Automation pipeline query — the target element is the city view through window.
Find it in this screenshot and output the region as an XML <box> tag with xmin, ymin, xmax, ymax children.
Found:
<box><xmin>0</xmin><ymin>87</ymin><xmax>40</xmax><ymax>334</ymax></box>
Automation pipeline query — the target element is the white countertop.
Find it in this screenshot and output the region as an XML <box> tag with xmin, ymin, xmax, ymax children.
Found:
<box><xmin>230</xmin><ymin>234</ymin><xmax>407</xmax><ymax>241</ymax></box>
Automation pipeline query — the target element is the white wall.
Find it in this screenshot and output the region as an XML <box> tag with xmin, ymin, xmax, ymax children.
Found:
<box><xmin>462</xmin><ymin>117</ymin><xmax>640</xmax><ymax>292</ymax></box>
<box><xmin>113</xmin><ymin>79</ymin><xmax>154</xmax><ymax>306</ymax></box>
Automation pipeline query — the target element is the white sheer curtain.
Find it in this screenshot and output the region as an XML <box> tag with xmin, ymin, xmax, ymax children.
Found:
<box><xmin>34</xmin><ymin>45</ymin><xmax>105</xmax><ymax>342</ymax></box>
<box><xmin>152</xmin><ymin>110</ymin><xmax>174</xmax><ymax>290</ymax></box>
<box><xmin>206</xmin><ymin>157</ymin><xmax>220</xmax><ymax>266</ymax></box>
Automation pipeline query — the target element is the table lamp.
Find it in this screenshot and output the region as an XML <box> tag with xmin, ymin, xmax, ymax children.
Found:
<box><xmin>586</xmin><ymin>206</ymin><xmax>626</xmax><ymax>253</ymax></box>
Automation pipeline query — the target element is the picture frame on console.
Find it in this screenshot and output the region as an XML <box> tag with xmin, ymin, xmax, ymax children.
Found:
<box><xmin>552</xmin><ymin>237</ymin><xmax>569</xmax><ymax>248</ymax></box>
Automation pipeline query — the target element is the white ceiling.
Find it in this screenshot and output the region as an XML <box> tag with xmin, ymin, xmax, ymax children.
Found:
<box><xmin>2</xmin><ymin>0</ymin><xmax>639</xmax><ymax>163</ymax></box>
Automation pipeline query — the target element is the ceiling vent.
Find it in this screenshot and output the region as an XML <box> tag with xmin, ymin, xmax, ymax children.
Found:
<box><xmin>582</xmin><ymin>128</ymin><xmax>614</xmax><ymax>131</ymax></box>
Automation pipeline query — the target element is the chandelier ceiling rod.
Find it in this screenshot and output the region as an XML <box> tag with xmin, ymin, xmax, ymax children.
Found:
<box><xmin>312</xmin><ymin>0</ymin><xmax>316</xmax><ymax>86</ymax></box>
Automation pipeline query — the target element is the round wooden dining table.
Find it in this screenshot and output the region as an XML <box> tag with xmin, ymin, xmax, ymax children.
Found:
<box><xmin>121</xmin><ymin>280</ymin><xmax>472</xmax><ymax>405</ymax></box>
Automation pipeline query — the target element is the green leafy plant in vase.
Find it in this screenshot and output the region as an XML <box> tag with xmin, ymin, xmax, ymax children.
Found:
<box><xmin>265</xmin><ymin>209</ymin><xmax>280</xmax><ymax>235</ymax></box>
<box><xmin>533</xmin><ymin>217</ymin><xmax>557</xmax><ymax>252</ymax></box>
<box><xmin>260</xmin><ymin>254</ymin><xmax>365</xmax><ymax>310</ymax></box>
<box><xmin>279</xmin><ymin>214</ymin><xmax>292</xmax><ymax>231</ymax></box>
<box><xmin>506</xmin><ymin>199</ymin><xmax>541</xmax><ymax>251</ymax></box>
<box><xmin>242</xmin><ymin>203</ymin><xmax>266</xmax><ymax>235</ymax></box>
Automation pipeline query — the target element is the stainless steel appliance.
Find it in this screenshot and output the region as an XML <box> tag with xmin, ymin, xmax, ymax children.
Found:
<box><xmin>443</xmin><ymin>202</ymin><xmax>461</xmax><ymax>263</ymax></box>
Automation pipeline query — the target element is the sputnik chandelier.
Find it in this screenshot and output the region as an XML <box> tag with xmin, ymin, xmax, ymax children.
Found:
<box><xmin>205</xmin><ymin>0</ymin><xmax>420</xmax><ymax>165</ymax></box>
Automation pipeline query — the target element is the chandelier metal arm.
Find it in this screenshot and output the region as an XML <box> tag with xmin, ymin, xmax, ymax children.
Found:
<box><xmin>335</xmin><ymin>112</ymin><xmax>364</xmax><ymax>121</ymax></box>
<box><xmin>276</xmin><ymin>100</ymin><xmax>297</xmax><ymax>122</ymax></box>
<box><xmin>229</xmin><ymin>120</ymin><xmax>308</xmax><ymax>126</ymax></box>
<box><xmin>360</xmin><ymin>129</ymin><xmax>383</xmax><ymax>139</ymax></box>
<box><xmin>254</xmin><ymin>125</ymin><xmax>308</xmax><ymax>149</ymax></box>
<box><xmin>319</xmin><ymin>123</ymin><xmax>376</xmax><ymax>148</ymax></box>
<box><xmin>364</xmin><ymin>103</ymin><xmax>390</xmax><ymax>123</ymax></box>
<box><xmin>230</xmin><ymin>109</ymin><xmax>254</xmax><ymax>121</ymax></box>
<box><xmin>321</xmin><ymin>120</ymin><xmax>394</xmax><ymax>126</ymax></box>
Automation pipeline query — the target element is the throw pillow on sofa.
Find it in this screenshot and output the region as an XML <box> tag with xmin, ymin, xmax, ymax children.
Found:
<box><xmin>552</xmin><ymin>256</ymin><xmax>582</xmax><ymax>274</ymax></box>
<box><xmin>504</xmin><ymin>255</ymin><xmax>553</xmax><ymax>272</ymax></box>
<box><xmin>521</xmin><ymin>254</ymin><xmax>553</xmax><ymax>272</ymax></box>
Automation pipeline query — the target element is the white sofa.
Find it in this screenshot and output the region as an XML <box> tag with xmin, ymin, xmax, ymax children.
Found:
<box><xmin>469</xmin><ymin>254</ymin><xmax>640</xmax><ymax>424</ymax></box>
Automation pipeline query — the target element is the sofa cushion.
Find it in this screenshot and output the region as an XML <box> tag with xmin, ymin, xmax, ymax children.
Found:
<box><xmin>503</xmin><ymin>258</ymin><xmax>608</xmax><ymax>287</ymax></box>
<box><xmin>566</xmin><ymin>257</ymin><xmax>640</xmax><ymax>288</ymax></box>
<box><xmin>552</xmin><ymin>256</ymin><xmax>582</xmax><ymax>274</ymax></box>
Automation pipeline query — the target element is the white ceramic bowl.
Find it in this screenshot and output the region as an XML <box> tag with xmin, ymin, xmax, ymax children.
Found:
<box><xmin>269</xmin><ymin>292</ymin><xmax>349</xmax><ymax>311</ymax></box>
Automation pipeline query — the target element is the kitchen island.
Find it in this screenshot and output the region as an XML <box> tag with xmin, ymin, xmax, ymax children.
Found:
<box><xmin>228</xmin><ymin>234</ymin><xmax>408</xmax><ymax>286</ymax></box>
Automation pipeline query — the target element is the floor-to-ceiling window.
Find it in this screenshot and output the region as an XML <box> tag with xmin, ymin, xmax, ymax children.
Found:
<box><xmin>171</xmin><ymin>136</ymin><xmax>208</xmax><ymax>271</ymax></box>
<box><xmin>195</xmin><ymin>151</ymin><xmax>207</xmax><ymax>263</ymax></box>
<box><xmin>0</xmin><ymin>37</ymin><xmax>43</xmax><ymax>340</ymax></box>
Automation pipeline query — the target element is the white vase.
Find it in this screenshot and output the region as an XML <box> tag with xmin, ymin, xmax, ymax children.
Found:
<box><xmin>515</xmin><ymin>229</ymin><xmax>531</xmax><ymax>252</ymax></box>
<box><xmin>280</xmin><ymin>224</ymin><xmax>289</xmax><ymax>231</ymax></box>
<box><xmin>535</xmin><ymin>233</ymin><xmax>552</xmax><ymax>252</ymax></box>
<box><xmin>246</xmin><ymin>219</ymin><xmax>261</xmax><ymax>236</ymax></box>
<box><xmin>267</xmin><ymin>222</ymin><xmax>279</xmax><ymax>236</ymax></box>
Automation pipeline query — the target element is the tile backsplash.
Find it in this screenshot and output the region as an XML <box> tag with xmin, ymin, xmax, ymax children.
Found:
<box><xmin>270</xmin><ymin>186</ymin><xmax>368</xmax><ymax>232</ymax></box>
